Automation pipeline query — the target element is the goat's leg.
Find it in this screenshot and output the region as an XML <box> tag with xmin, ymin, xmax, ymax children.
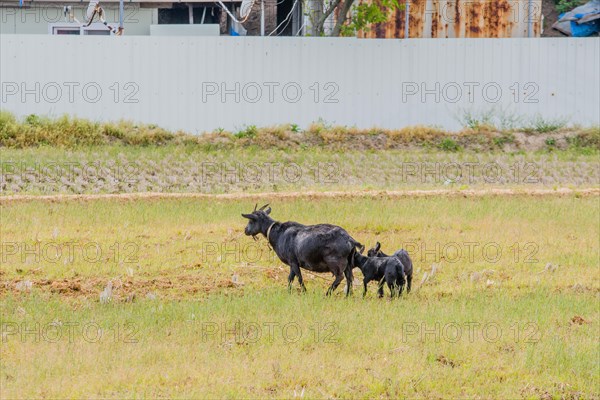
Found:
<box><xmin>377</xmin><ymin>277</ymin><xmax>385</xmax><ymax>298</ymax></box>
<box><xmin>398</xmin><ymin>274</ymin><xmax>408</xmax><ymax>297</ymax></box>
<box><xmin>289</xmin><ymin>262</ymin><xmax>306</xmax><ymax>292</ymax></box>
<box><xmin>326</xmin><ymin>273</ymin><xmax>344</xmax><ymax>296</ymax></box>
<box><xmin>387</xmin><ymin>280</ymin><xmax>396</xmax><ymax>298</ymax></box>
<box><xmin>343</xmin><ymin>267</ymin><xmax>353</xmax><ymax>297</ymax></box>
<box><xmin>287</xmin><ymin>269</ymin><xmax>296</xmax><ymax>293</ymax></box>
<box><xmin>296</xmin><ymin>269</ymin><xmax>307</xmax><ymax>293</ymax></box>
<box><xmin>326</xmin><ymin>261</ymin><xmax>347</xmax><ymax>296</ymax></box>
<box><xmin>363</xmin><ymin>279</ymin><xmax>368</xmax><ymax>297</ymax></box>
<box><xmin>397</xmin><ymin>275</ymin><xmax>405</xmax><ymax>297</ymax></box>
<box><xmin>406</xmin><ymin>273</ymin><xmax>412</xmax><ymax>294</ymax></box>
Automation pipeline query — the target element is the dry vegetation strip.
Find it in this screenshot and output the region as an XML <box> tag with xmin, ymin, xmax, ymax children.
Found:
<box><xmin>1</xmin><ymin>112</ymin><xmax>598</xmax><ymax>152</ymax></box>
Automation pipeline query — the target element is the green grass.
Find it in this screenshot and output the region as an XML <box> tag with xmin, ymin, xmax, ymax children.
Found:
<box><xmin>1</xmin><ymin>195</ymin><xmax>599</xmax><ymax>397</ymax></box>
<box><xmin>1</xmin><ymin>196</ymin><xmax>598</xmax><ymax>281</ymax></box>
<box><xmin>1</xmin><ymin>112</ymin><xmax>598</xmax><ymax>153</ymax></box>
<box><xmin>1</xmin><ymin>289</ymin><xmax>597</xmax><ymax>398</ymax></box>
<box><xmin>1</xmin><ymin>119</ymin><xmax>599</xmax><ymax>399</ymax></box>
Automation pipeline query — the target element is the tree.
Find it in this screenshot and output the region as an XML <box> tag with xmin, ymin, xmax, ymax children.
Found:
<box><xmin>307</xmin><ymin>0</ymin><xmax>402</xmax><ymax>37</ymax></box>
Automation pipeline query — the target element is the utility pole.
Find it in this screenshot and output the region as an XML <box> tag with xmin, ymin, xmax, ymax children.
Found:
<box><xmin>260</xmin><ymin>0</ymin><xmax>265</xmax><ymax>36</ymax></box>
<box><xmin>404</xmin><ymin>1</ymin><xmax>409</xmax><ymax>39</ymax></box>
<box><xmin>119</xmin><ymin>0</ymin><xmax>124</xmax><ymax>34</ymax></box>
<box><xmin>527</xmin><ymin>0</ymin><xmax>533</xmax><ymax>37</ymax></box>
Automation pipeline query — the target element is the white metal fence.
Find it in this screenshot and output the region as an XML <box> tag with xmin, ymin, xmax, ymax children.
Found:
<box><xmin>1</xmin><ymin>35</ymin><xmax>598</xmax><ymax>133</ymax></box>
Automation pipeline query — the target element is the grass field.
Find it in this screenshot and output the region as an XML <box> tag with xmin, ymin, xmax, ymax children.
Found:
<box><xmin>1</xmin><ymin>115</ymin><xmax>599</xmax><ymax>398</ymax></box>
<box><xmin>1</xmin><ymin>195</ymin><xmax>599</xmax><ymax>398</ymax></box>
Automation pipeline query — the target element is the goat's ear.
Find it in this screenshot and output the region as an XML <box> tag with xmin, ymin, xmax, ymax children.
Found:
<box><xmin>375</xmin><ymin>242</ymin><xmax>381</xmax><ymax>252</ymax></box>
<box><xmin>264</xmin><ymin>207</ymin><xmax>271</xmax><ymax>215</ymax></box>
<box><xmin>241</xmin><ymin>213</ymin><xmax>256</xmax><ymax>220</ymax></box>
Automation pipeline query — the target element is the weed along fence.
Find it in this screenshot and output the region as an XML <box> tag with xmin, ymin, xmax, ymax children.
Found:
<box><xmin>1</xmin><ymin>36</ymin><xmax>598</xmax><ymax>133</ymax></box>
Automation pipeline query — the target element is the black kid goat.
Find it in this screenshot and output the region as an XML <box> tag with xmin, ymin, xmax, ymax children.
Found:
<box><xmin>353</xmin><ymin>251</ymin><xmax>406</xmax><ymax>298</ymax></box>
<box><xmin>368</xmin><ymin>242</ymin><xmax>413</xmax><ymax>294</ymax></box>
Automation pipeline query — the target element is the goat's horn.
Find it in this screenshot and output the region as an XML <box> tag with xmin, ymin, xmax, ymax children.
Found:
<box><xmin>259</xmin><ymin>203</ymin><xmax>270</xmax><ymax>211</ymax></box>
<box><xmin>253</xmin><ymin>203</ymin><xmax>257</xmax><ymax>212</ymax></box>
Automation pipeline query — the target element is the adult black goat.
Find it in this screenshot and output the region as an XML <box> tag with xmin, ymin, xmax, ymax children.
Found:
<box><xmin>242</xmin><ymin>204</ymin><xmax>364</xmax><ymax>296</ymax></box>
<box><xmin>368</xmin><ymin>242</ymin><xmax>413</xmax><ymax>293</ymax></box>
<box><xmin>353</xmin><ymin>252</ymin><xmax>405</xmax><ymax>298</ymax></box>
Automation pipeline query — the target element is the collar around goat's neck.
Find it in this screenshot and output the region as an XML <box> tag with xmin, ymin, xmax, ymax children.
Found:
<box><xmin>266</xmin><ymin>222</ymin><xmax>276</xmax><ymax>244</ymax></box>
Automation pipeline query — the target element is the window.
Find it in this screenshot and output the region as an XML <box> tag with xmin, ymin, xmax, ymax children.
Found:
<box><xmin>51</xmin><ymin>26</ymin><xmax>81</xmax><ymax>35</ymax></box>
<box><xmin>158</xmin><ymin>4</ymin><xmax>222</xmax><ymax>24</ymax></box>
<box><xmin>49</xmin><ymin>23</ymin><xmax>113</xmax><ymax>35</ymax></box>
<box><xmin>83</xmin><ymin>29</ymin><xmax>111</xmax><ymax>35</ymax></box>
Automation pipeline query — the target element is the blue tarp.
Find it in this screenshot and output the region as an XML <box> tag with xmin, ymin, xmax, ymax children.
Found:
<box><xmin>571</xmin><ymin>18</ymin><xmax>600</xmax><ymax>36</ymax></box>
<box><xmin>554</xmin><ymin>0</ymin><xmax>600</xmax><ymax>36</ymax></box>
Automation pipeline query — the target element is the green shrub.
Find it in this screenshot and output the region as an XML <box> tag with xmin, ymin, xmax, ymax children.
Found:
<box><xmin>103</xmin><ymin>124</ymin><xmax>125</xmax><ymax>140</ymax></box>
<box><xmin>459</xmin><ymin>110</ymin><xmax>497</xmax><ymax>132</ymax></box>
<box><xmin>234</xmin><ymin>125</ymin><xmax>258</xmax><ymax>139</ymax></box>
<box><xmin>567</xmin><ymin>127</ymin><xmax>600</xmax><ymax>150</ymax></box>
<box><xmin>0</xmin><ymin>111</ymin><xmax>19</xmax><ymax>143</ymax></box>
<box><xmin>523</xmin><ymin>116</ymin><xmax>567</xmax><ymax>134</ymax></box>
<box><xmin>24</xmin><ymin>114</ymin><xmax>48</xmax><ymax>127</ymax></box>
<box><xmin>439</xmin><ymin>138</ymin><xmax>460</xmax><ymax>152</ymax></box>
<box><xmin>555</xmin><ymin>0</ymin><xmax>586</xmax><ymax>14</ymax></box>
<box><xmin>493</xmin><ymin>133</ymin><xmax>515</xmax><ymax>147</ymax></box>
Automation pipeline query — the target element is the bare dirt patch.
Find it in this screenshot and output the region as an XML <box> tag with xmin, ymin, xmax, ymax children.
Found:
<box><xmin>570</xmin><ymin>315</ymin><xmax>591</xmax><ymax>325</ymax></box>
<box><xmin>542</xmin><ymin>0</ymin><xmax>565</xmax><ymax>37</ymax></box>
<box><xmin>436</xmin><ymin>355</ymin><xmax>461</xmax><ymax>368</ymax></box>
<box><xmin>1</xmin><ymin>188</ymin><xmax>598</xmax><ymax>204</ymax></box>
<box><xmin>1</xmin><ymin>273</ymin><xmax>253</xmax><ymax>301</ymax></box>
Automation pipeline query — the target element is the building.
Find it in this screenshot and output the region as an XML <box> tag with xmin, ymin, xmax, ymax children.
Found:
<box><xmin>0</xmin><ymin>0</ymin><xmax>541</xmax><ymax>37</ymax></box>
<box><xmin>0</xmin><ymin>0</ymin><xmax>295</xmax><ymax>36</ymax></box>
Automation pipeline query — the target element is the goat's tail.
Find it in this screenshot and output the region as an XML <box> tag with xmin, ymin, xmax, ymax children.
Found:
<box><xmin>351</xmin><ymin>238</ymin><xmax>365</xmax><ymax>254</ymax></box>
<box><xmin>348</xmin><ymin>238</ymin><xmax>364</xmax><ymax>271</ymax></box>
<box><xmin>348</xmin><ymin>246</ymin><xmax>357</xmax><ymax>271</ymax></box>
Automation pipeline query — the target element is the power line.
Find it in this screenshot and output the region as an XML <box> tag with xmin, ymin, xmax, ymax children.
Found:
<box><xmin>267</xmin><ymin>0</ymin><xmax>298</xmax><ymax>36</ymax></box>
<box><xmin>217</xmin><ymin>0</ymin><xmax>254</xmax><ymax>24</ymax></box>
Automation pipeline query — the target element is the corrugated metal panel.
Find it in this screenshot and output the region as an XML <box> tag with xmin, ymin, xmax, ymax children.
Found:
<box><xmin>0</xmin><ymin>36</ymin><xmax>598</xmax><ymax>132</ymax></box>
<box><xmin>359</xmin><ymin>0</ymin><xmax>543</xmax><ymax>38</ymax></box>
